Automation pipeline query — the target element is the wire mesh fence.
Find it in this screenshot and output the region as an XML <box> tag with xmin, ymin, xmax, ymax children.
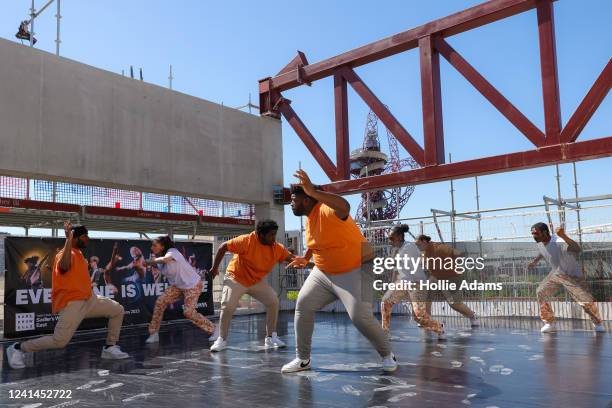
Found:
<box><xmin>362</xmin><ymin>204</ymin><xmax>612</xmax><ymax>305</ymax></box>
<box><xmin>278</xmin><ymin>203</ymin><xmax>612</xmax><ymax>319</ymax></box>
<box><xmin>0</xmin><ymin>175</ymin><xmax>255</xmax><ymax>220</ymax></box>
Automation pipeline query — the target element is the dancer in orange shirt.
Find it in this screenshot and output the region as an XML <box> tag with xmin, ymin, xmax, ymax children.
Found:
<box><xmin>6</xmin><ymin>222</ymin><xmax>129</xmax><ymax>369</ymax></box>
<box><xmin>281</xmin><ymin>170</ymin><xmax>396</xmax><ymax>373</ymax></box>
<box><xmin>209</xmin><ymin>219</ymin><xmax>294</xmax><ymax>351</ymax></box>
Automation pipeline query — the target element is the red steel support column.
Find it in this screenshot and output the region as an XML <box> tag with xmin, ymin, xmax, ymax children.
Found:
<box><xmin>334</xmin><ymin>71</ymin><xmax>350</xmax><ymax>180</ymax></box>
<box><xmin>420</xmin><ymin>35</ymin><xmax>445</xmax><ymax>166</ymax></box>
<box><xmin>537</xmin><ymin>0</ymin><xmax>562</xmax><ymax>145</ymax></box>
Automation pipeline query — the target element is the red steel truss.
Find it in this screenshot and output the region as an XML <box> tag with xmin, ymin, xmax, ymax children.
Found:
<box><xmin>259</xmin><ymin>0</ymin><xmax>612</xmax><ymax>194</ymax></box>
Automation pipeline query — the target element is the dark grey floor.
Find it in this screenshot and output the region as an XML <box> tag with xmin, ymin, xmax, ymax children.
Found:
<box><xmin>0</xmin><ymin>312</ymin><xmax>610</xmax><ymax>408</ymax></box>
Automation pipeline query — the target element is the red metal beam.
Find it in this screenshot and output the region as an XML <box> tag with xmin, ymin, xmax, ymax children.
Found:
<box><xmin>339</xmin><ymin>67</ymin><xmax>426</xmax><ymax>166</ymax></box>
<box><xmin>420</xmin><ymin>36</ymin><xmax>445</xmax><ymax>166</ymax></box>
<box><xmin>276</xmin><ymin>100</ymin><xmax>338</xmax><ymax>180</ymax></box>
<box><xmin>334</xmin><ymin>72</ymin><xmax>350</xmax><ymax>180</ymax></box>
<box><xmin>435</xmin><ymin>38</ymin><xmax>546</xmax><ymax>147</ymax></box>
<box><xmin>263</xmin><ymin>0</ymin><xmax>539</xmax><ymax>93</ymax></box>
<box><xmin>277</xmin><ymin>51</ymin><xmax>309</xmax><ymax>76</ymax></box>
<box><xmin>560</xmin><ymin>59</ymin><xmax>612</xmax><ymax>143</ymax></box>
<box><xmin>321</xmin><ymin>136</ymin><xmax>612</xmax><ymax>194</ymax></box>
<box><xmin>537</xmin><ymin>0</ymin><xmax>562</xmax><ymax>145</ymax></box>
<box><xmin>0</xmin><ymin>198</ymin><xmax>80</xmax><ymax>213</ymax></box>
<box><xmin>261</xmin><ymin>0</ymin><xmax>610</xmax><ymax>192</ymax></box>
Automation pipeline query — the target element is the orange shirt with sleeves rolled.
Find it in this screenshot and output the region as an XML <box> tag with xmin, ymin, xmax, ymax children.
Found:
<box><xmin>306</xmin><ymin>202</ymin><xmax>368</xmax><ymax>274</ymax></box>
<box><xmin>225</xmin><ymin>231</ymin><xmax>291</xmax><ymax>287</ymax></box>
<box><xmin>51</xmin><ymin>248</ymin><xmax>92</xmax><ymax>313</ymax></box>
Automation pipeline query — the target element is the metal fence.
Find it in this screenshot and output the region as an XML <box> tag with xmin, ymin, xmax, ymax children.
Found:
<box><xmin>0</xmin><ymin>175</ymin><xmax>255</xmax><ymax>220</ymax></box>
<box><xmin>278</xmin><ymin>202</ymin><xmax>612</xmax><ymax>320</ymax></box>
<box><xmin>362</xmin><ymin>204</ymin><xmax>612</xmax><ymax>302</ymax></box>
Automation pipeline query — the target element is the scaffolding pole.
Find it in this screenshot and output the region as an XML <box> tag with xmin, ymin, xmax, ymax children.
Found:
<box><xmin>55</xmin><ymin>0</ymin><xmax>61</xmax><ymax>55</ymax></box>
<box><xmin>573</xmin><ymin>162</ymin><xmax>583</xmax><ymax>245</ymax></box>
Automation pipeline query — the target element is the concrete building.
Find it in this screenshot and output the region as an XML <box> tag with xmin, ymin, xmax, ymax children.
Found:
<box><xmin>0</xmin><ymin>38</ymin><xmax>285</xmax><ymax>293</ymax></box>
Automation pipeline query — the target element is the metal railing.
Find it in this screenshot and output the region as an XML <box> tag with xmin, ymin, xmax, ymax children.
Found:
<box><xmin>0</xmin><ymin>175</ymin><xmax>255</xmax><ymax>220</ymax></box>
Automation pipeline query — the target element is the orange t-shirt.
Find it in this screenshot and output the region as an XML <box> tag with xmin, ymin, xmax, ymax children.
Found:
<box><xmin>424</xmin><ymin>243</ymin><xmax>463</xmax><ymax>279</ymax></box>
<box><xmin>225</xmin><ymin>232</ymin><xmax>291</xmax><ymax>287</ymax></box>
<box><xmin>52</xmin><ymin>248</ymin><xmax>93</xmax><ymax>313</ymax></box>
<box><xmin>306</xmin><ymin>203</ymin><xmax>368</xmax><ymax>274</ymax></box>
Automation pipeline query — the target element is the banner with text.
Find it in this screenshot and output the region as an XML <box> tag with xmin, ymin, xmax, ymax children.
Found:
<box><xmin>3</xmin><ymin>236</ymin><xmax>213</xmax><ymax>338</ymax></box>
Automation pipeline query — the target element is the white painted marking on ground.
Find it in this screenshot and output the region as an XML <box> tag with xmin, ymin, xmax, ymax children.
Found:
<box><xmin>387</xmin><ymin>392</ymin><xmax>417</xmax><ymax>402</ymax></box>
<box><xmin>91</xmin><ymin>382</ymin><xmax>123</xmax><ymax>392</ymax></box>
<box><xmin>482</xmin><ymin>348</ymin><xmax>495</xmax><ymax>353</ymax></box>
<box><xmin>342</xmin><ymin>385</ymin><xmax>362</xmax><ymax>396</ymax></box>
<box><xmin>297</xmin><ymin>371</ymin><xmax>319</xmax><ymax>378</ymax></box>
<box><xmin>199</xmin><ymin>375</ymin><xmax>230</xmax><ymax>384</ymax></box>
<box><xmin>500</xmin><ymin>368</ymin><xmax>514</xmax><ymax>375</ymax></box>
<box><xmin>76</xmin><ymin>380</ymin><xmax>106</xmax><ymax>390</ymax></box>
<box><xmin>147</xmin><ymin>368</ymin><xmax>178</xmax><ymax>375</ymax></box>
<box><xmin>489</xmin><ymin>365</ymin><xmax>504</xmax><ymax>373</ymax></box>
<box><xmin>122</xmin><ymin>393</ymin><xmax>154</xmax><ymax>402</ymax></box>
<box><xmin>431</xmin><ymin>351</ymin><xmax>443</xmax><ymax>357</ymax></box>
<box><xmin>374</xmin><ymin>385</ymin><xmax>416</xmax><ymax>392</ymax></box>
<box><xmin>320</xmin><ymin>362</ymin><xmax>380</xmax><ymax>371</ymax></box>
<box><xmin>451</xmin><ymin>361</ymin><xmax>463</xmax><ymax>368</ymax></box>
<box><xmin>312</xmin><ymin>374</ymin><xmax>339</xmax><ymax>382</ymax></box>
<box><xmin>470</xmin><ymin>356</ymin><xmax>485</xmax><ymax>365</ymax></box>
<box><xmin>529</xmin><ymin>354</ymin><xmax>544</xmax><ymax>361</ymax></box>
<box><xmin>97</xmin><ymin>370</ymin><xmax>109</xmax><ymax>376</ymax></box>
<box><xmin>47</xmin><ymin>400</ymin><xmax>81</xmax><ymax>408</ymax></box>
<box><xmin>385</xmin><ymin>377</ymin><xmax>409</xmax><ymax>385</ymax></box>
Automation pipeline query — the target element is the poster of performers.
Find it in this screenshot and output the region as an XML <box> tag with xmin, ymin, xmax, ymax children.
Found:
<box><xmin>3</xmin><ymin>236</ymin><xmax>213</xmax><ymax>338</ymax></box>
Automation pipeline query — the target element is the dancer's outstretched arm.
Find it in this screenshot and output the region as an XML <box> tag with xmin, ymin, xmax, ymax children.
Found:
<box><xmin>556</xmin><ymin>226</ymin><xmax>580</xmax><ymax>253</ymax></box>
<box><xmin>293</xmin><ymin>169</ymin><xmax>350</xmax><ymax>220</ymax></box>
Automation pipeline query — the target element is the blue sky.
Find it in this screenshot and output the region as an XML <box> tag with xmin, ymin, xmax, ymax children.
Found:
<box><xmin>1</xmin><ymin>0</ymin><xmax>610</xmax><ymax>235</ymax></box>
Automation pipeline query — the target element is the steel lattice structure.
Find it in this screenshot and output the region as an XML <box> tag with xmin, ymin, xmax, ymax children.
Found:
<box><xmin>259</xmin><ymin>0</ymin><xmax>612</xmax><ymax>195</ymax></box>
<box><xmin>352</xmin><ymin>110</ymin><xmax>418</xmax><ymax>223</ymax></box>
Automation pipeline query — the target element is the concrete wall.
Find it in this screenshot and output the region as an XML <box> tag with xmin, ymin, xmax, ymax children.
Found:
<box><xmin>0</xmin><ymin>38</ymin><xmax>283</xmax><ymax>205</ymax></box>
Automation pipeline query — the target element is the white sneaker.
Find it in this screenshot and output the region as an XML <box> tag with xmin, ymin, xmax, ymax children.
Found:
<box><xmin>541</xmin><ymin>323</ymin><xmax>556</xmax><ymax>333</ymax></box>
<box><xmin>264</xmin><ymin>332</ymin><xmax>286</xmax><ymax>348</ymax></box>
<box><xmin>382</xmin><ymin>352</ymin><xmax>398</xmax><ymax>372</ymax></box>
<box><xmin>594</xmin><ymin>323</ymin><xmax>606</xmax><ymax>333</ymax></box>
<box><xmin>145</xmin><ymin>332</ymin><xmax>159</xmax><ymax>344</ymax></box>
<box><xmin>210</xmin><ymin>337</ymin><xmax>227</xmax><ymax>352</ymax></box>
<box><xmin>101</xmin><ymin>345</ymin><xmax>129</xmax><ymax>360</ymax></box>
<box><xmin>6</xmin><ymin>343</ymin><xmax>25</xmax><ymax>369</ymax></box>
<box><xmin>470</xmin><ymin>316</ymin><xmax>480</xmax><ymax>327</ymax></box>
<box><xmin>281</xmin><ymin>357</ymin><xmax>311</xmax><ymax>373</ymax></box>
<box><xmin>209</xmin><ymin>325</ymin><xmax>220</xmax><ymax>341</ymax></box>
